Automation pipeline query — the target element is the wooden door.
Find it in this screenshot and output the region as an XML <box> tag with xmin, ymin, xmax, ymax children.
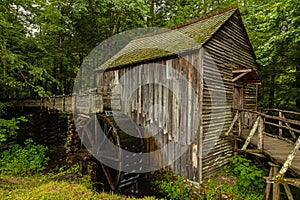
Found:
<box><xmin>233</xmin><ymin>85</ymin><xmax>244</xmax><ymax>110</ymax></box>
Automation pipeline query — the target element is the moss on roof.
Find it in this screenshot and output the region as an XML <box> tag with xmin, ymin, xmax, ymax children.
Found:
<box><xmin>97</xmin><ymin>8</ymin><xmax>237</xmax><ymax>71</ymax></box>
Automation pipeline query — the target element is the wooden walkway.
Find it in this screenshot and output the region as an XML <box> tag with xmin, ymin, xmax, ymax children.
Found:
<box><xmin>224</xmin><ymin>109</ymin><xmax>300</xmax><ymax>199</ymax></box>
<box><xmin>240</xmin><ymin>129</ymin><xmax>300</xmax><ymax>175</ymax></box>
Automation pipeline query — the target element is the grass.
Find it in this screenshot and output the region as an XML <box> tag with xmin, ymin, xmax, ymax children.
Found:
<box><xmin>0</xmin><ymin>172</ymin><xmax>157</xmax><ymax>200</ymax></box>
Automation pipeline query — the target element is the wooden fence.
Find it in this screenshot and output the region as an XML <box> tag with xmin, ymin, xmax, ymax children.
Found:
<box><xmin>8</xmin><ymin>93</ymin><xmax>104</xmax><ymax>114</ymax></box>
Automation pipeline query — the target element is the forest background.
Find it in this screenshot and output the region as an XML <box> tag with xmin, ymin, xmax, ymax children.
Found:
<box><xmin>0</xmin><ymin>0</ymin><xmax>299</xmax><ymax>110</ymax></box>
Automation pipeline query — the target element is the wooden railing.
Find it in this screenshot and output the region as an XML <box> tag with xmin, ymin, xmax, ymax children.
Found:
<box><xmin>224</xmin><ymin>108</ymin><xmax>300</xmax><ymax>197</ymax></box>
<box><xmin>7</xmin><ymin>93</ymin><xmax>104</xmax><ymax>114</ymax></box>
<box><xmin>225</xmin><ymin>108</ymin><xmax>300</xmax><ymax>142</ymax></box>
<box><xmin>265</xmin><ymin>109</ymin><xmax>300</xmax><ymax>141</ymax></box>
<box><xmin>224</xmin><ymin>109</ymin><xmax>264</xmax><ymax>150</ymax></box>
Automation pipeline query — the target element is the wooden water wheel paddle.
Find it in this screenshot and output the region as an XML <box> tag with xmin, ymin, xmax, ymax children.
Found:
<box><xmin>80</xmin><ymin>112</ymin><xmax>144</xmax><ymax>192</ymax></box>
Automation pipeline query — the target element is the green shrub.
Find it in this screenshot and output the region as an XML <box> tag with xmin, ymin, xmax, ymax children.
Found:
<box><xmin>0</xmin><ymin>138</ymin><xmax>50</xmax><ymax>175</ymax></box>
<box><xmin>155</xmin><ymin>170</ymin><xmax>192</xmax><ymax>200</ymax></box>
<box><xmin>0</xmin><ymin>116</ymin><xmax>27</xmax><ymax>146</ymax></box>
<box><xmin>225</xmin><ymin>156</ymin><xmax>267</xmax><ymax>197</ymax></box>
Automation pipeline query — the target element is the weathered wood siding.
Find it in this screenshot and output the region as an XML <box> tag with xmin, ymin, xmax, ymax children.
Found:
<box><xmin>96</xmin><ymin>10</ymin><xmax>258</xmax><ymax>181</ymax></box>
<box><xmin>97</xmin><ymin>53</ymin><xmax>202</xmax><ymax>180</ymax></box>
<box><xmin>201</xmin><ymin>11</ymin><xmax>258</xmax><ymax>178</ymax></box>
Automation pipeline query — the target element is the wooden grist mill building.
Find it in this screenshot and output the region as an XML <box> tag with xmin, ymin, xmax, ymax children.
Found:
<box><xmin>93</xmin><ymin>7</ymin><xmax>261</xmax><ymax>184</ymax></box>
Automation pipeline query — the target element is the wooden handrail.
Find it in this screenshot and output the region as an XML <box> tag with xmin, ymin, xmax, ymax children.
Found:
<box><xmin>275</xmin><ymin>136</ymin><xmax>300</xmax><ymax>179</ymax></box>
<box><xmin>267</xmin><ymin>108</ymin><xmax>300</xmax><ymax>116</ymax></box>
<box><xmin>234</xmin><ymin>108</ymin><xmax>300</xmax><ymax>126</ymax></box>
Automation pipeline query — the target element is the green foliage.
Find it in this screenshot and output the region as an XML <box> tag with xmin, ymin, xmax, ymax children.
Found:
<box><xmin>1</xmin><ymin>0</ymin><xmax>299</xmax><ymax>110</ymax></box>
<box><xmin>240</xmin><ymin>0</ymin><xmax>300</xmax><ymax>109</ymax></box>
<box><xmin>0</xmin><ymin>138</ymin><xmax>49</xmax><ymax>175</ymax></box>
<box><xmin>199</xmin><ymin>156</ymin><xmax>267</xmax><ymax>199</ymax></box>
<box><xmin>0</xmin><ymin>116</ymin><xmax>27</xmax><ymax>145</ymax></box>
<box><xmin>224</xmin><ymin>156</ymin><xmax>267</xmax><ymax>197</ymax></box>
<box><xmin>154</xmin><ymin>170</ymin><xmax>192</xmax><ymax>200</ymax></box>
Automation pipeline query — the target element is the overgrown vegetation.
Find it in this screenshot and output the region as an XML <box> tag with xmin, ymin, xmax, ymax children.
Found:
<box><xmin>0</xmin><ymin>138</ymin><xmax>50</xmax><ymax>175</ymax></box>
<box><xmin>225</xmin><ymin>156</ymin><xmax>267</xmax><ymax>195</ymax></box>
<box><xmin>0</xmin><ymin>167</ymin><xmax>157</xmax><ymax>200</ymax></box>
<box><xmin>154</xmin><ymin>156</ymin><xmax>268</xmax><ymax>200</ymax></box>
<box><xmin>153</xmin><ymin>170</ymin><xmax>192</xmax><ymax>200</ymax></box>
<box><xmin>200</xmin><ymin>156</ymin><xmax>267</xmax><ymax>200</ymax></box>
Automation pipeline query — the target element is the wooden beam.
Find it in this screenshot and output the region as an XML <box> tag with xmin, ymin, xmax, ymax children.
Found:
<box><xmin>264</xmin><ymin>121</ymin><xmax>300</xmax><ymax>135</ymax></box>
<box><xmin>268</xmin><ymin>108</ymin><xmax>300</xmax><ymax>116</ymax></box>
<box><xmin>235</xmin><ymin>149</ymin><xmax>266</xmax><ymax>158</ymax></box>
<box><xmin>243</xmin><ymin>79</ymin><xmax>261</xmax><ymax>84</ymax></box>
<box><xmin>236</xmin><ymin>108</ymin><xmax>300</xmax><ymax>126</ymax></box>
<box><xmin>232</xmin><ymin>68</ymin><xmax>252</xmax><ymax>73</ymax></box>
<box><xmin>281</xmin><ymin>178</ymin><xmax>300</xmax><ymax>188</ymax></box>
<box><xmin>224</xmin><ymin>111</ymin><xmax>239</xmax><ymax>136</ymax></box>
<box><xmin>283</xmin><ymin>184</ymin><xmax>294</xmax><ymax>200</ymax></box>
<box><xmin>232</xmin><ymin>72</ymin><xmax>248</xmax><ymax>82</ymax></box>
<box><xmin>241</xmin><ymin>116</ymin><xmax>260</xmax><ymax>150</ymax></box>
<box><xmin>275</xmin><ymin>136</ymin><xmax>300</xmax><ymax>178</ymax></box>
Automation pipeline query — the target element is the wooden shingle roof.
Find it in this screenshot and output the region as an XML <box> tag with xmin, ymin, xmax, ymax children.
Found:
<box><xmin>97</xmin><ymin>8</ymin><xmax>237</xmax><ymax>71</ymax></box>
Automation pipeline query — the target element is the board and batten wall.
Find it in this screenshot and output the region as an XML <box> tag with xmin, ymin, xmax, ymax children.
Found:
<box><xmin>97</xmin><ymin>52</ymin><xmax>203</xmax><ymax>181</ymax></box>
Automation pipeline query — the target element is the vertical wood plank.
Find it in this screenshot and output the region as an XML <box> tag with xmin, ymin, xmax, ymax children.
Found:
<box><xmin>279</xmin><ymin>111</ymin><xmax>283</xmax><ymax>137</ymax></box>
<box><xmin>258</xmin><ymin>116</ymin><xmax>264</xmax><ymax>150</ymax></box>
<box><xmin>197</xmin><ymin>48</ymin><xmax>204</xmax><ymax>183</ymax></box>
<box><xmin>238</xmin><ymin>110</ymin><xmax>242</xmax><ymax>136</ymax></box>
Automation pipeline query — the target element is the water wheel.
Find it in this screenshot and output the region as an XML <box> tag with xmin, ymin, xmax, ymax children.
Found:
<box><xmin>79</xmin><ymin>112</ymin><xmax>144</xmax><ymax>192</ymax></box>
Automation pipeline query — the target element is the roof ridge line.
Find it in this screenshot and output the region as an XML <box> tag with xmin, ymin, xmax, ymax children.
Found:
<box><xmin>134</xmin><ymin>6</ymin><xmax>238</xmax><ymax>40</ymax></box>
<box><xmin>171</xmin><ymin>5</ymin><xmax>238</xmax><ymax>30</ymax></box>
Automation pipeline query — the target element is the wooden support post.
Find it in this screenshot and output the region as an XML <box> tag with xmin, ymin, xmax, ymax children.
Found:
<box><xmin>264</xmin><ymin>163</ymin><xmax>273</xmax><ymax>200</ymax></box>
<box><xmin>241</xmin><ymin>116</ymin><xmax>260</xmax><ymax>150</ymax></box>
<box><xmin>238</xmin><ymin>110</ymin><xmax>242</xmax><ymax>136</ymax></box>
<box><xmin>258</xmin><ymin>116</ymin><xmax>264</xmax><ymax>150</ymax></box>
<box><xmin>282</xmin><ymin>114</ymin><xmax>297</xmax><ymax>140</ymax></box>
<box><xmin>272</xmin><ymin>163</ymin><xmax>281</xmax><ymax>200</ymax></box>
<box><xmin>234</xmin><ymin>139</ymin><xmax>238</xmax><ymax>156</ymax></box>
<box><xmin>283</xmin><ymin>184</ymin><xmax>294</xmax><ymax>200</ymax></box>
<box><xmin>279</xmin><ymin>111</ymin><xmax>283</xmax><ymax>137</ymax></box>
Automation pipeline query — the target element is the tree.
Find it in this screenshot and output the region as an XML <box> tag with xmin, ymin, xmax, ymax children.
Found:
<box><xmin>241</xmin><ymin>0</ymin><xmax>300</xmax><ymax>109</ymax></box>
